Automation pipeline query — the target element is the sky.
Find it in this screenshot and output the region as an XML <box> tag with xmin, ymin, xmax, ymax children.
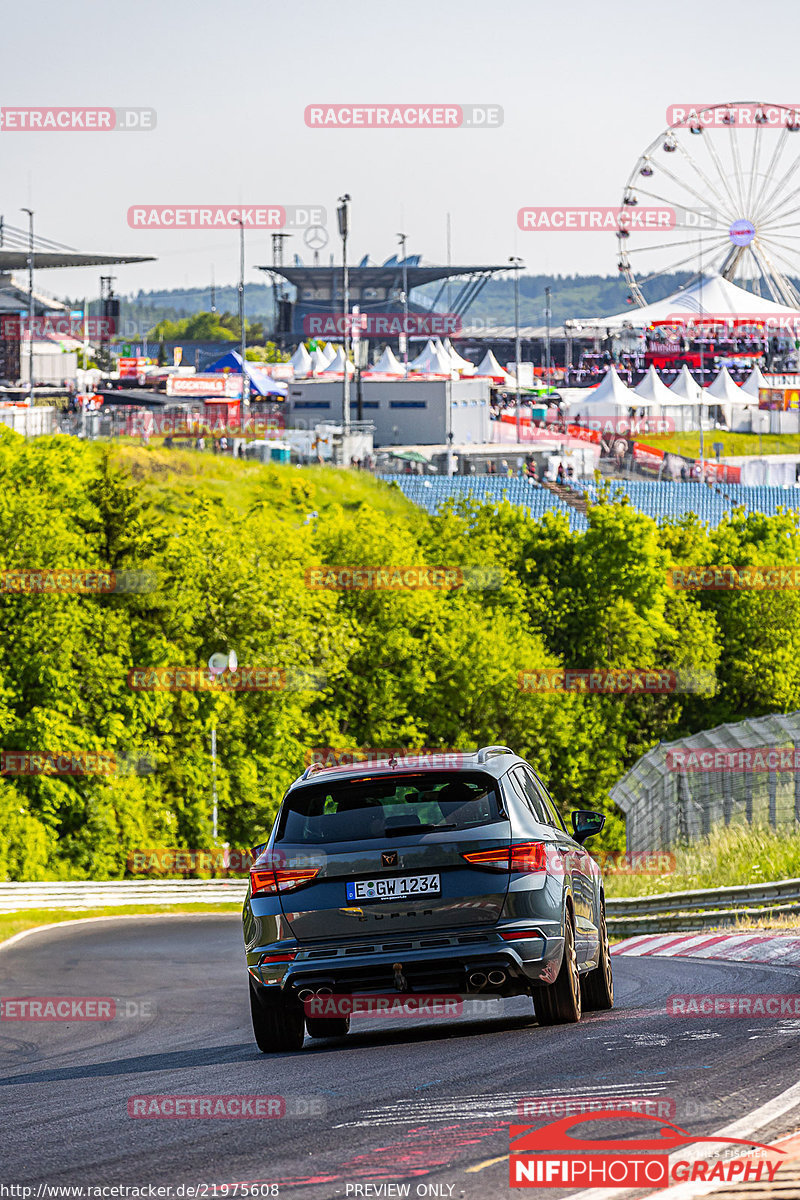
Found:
<box><xmin>2</xmin><ymin>0</ymin><xmax>800</xmax><ymax>303</ymax></box>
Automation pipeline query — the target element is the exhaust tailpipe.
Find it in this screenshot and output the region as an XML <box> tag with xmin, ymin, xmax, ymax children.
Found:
<box><xmin>488</xmin><ymin>970</ymin><xmax>507</xmax><ymax>987</ymax></box>
<box><xmin>468</xmin><ymin>971</ymin><xmax>487</xmax><ymax>991</ymax></box>
<box><xmin>316</xmin><ymin>986</ymin><xmax>333</xmax><ymax>998</ymax></box>
<box><xmin>296</xmin><ymin>988</ymin><xmax>315</xmax><ymax>1003</ymax></box>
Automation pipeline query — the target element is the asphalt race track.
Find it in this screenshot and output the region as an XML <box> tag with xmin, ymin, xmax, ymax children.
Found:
<box><xmin>2</xmin><ymin>915</ymin><xmax>800</xmax><ymax>1200</ymax></box>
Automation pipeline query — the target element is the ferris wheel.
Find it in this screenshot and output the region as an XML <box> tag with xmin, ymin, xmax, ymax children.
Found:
<box><xmin>618</xmin><ymin>101</ymin><xmax>800</xmax><ymax>309</ymax></box>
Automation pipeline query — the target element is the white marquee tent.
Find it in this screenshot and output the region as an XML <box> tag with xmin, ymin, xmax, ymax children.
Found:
<box><xmin>444</xmin><ymin>338</ymin><xmax>476</xmax><ymax>375</ymax></box>
<box><xmin>321</xmin><ymin>347</ymin><xmax>355</xmax><ymax>376</ymax></box>
<box><xmin>366</xmin><ymin>346</ymin><xmax>405</xmax><ymax>376</ymax></box>
<box><xmin>741</xmin><ymin>364</ymin><xmax>769</xmax><ymax>398</ymax></box>
<box><xmin>322</xmin><ymin>342</ymin><xmax>338</xmax><ymax>365</ymax></box>
<box><xmin>707</xmin><ymin>366</ymin><xmax>748</xmax><ymax>404</ymax></box>
<box><xmin>474</xmin><ymin>350</ymin><xmax>511</xmax><ymax>382</ymax></box>
<box><xmin>409</xmin><ymin>340</ymin><xmax>453</xmax><ymax>375</ymax></box>
<box><xmin>568</xmin><ymin>271</ymin><xmax>800</xmax><ymax>332</ymax></box>
<box><xmin>633</xmin><ymin>366</ymin><xmax>673</xmax><ymax>408</ymax></box>
<box><xmin>309</xmin><ymin>347</ymin><xmax>329</xmax><ymax>374</ymax></box>
<box><xmin>289</xmin><ymin>343</ymin><xmax>312</xmax><ymax>378</ymax></box>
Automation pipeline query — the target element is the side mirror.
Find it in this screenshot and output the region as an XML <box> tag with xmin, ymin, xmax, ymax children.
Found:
<box><xmin>571</xmin><ymin>810</ymin><xmax>605</xmax><ymax>844</ymax></box>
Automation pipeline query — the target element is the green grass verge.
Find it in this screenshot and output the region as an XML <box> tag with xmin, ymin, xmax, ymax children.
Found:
<box><xmin>644</xmin><ymin>431</ymin><xmax>800</xmax><ymax>459</ymax></box>
<box><xmin>603</xmin><ymin>824</ymin><xmax>800</xmax><ymax>898</ymax></box>
<box><xmin>0</xmin><ymin>903</ymin><xmax>241</xmax><ymax>947</ymax></box>
<box><xmin>107</xmin><ymin>445</ymin><xmax>419</xmax><ymax>526</ymax></box>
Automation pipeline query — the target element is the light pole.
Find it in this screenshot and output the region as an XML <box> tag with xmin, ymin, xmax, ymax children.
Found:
<box><xmin>398</xmin><ymin>232</ymin><xmax>409</xmax><ymax>376</ymax></box>
<box><xmin>509</xmin><ymin>257</ymin><xmax>524</xmax><ymax>443</ymax></box>
<box><xmin>544</xmin><ymin>285</ymin><xmax>552</xmax><ymax>391</ymax></box>
<box><xmin>236</xmin><ymin>218</ymin><xmax>250</xmax><ymax>411</ymax></box>
<box><xmin>207</xmin><ymin>649</ymin><xmax>238</xmax><ymax>843</ymax></box>
<box><xmin>337</xmin><ymin>194</ymin><xmax>351</xmax><ymax>433</ymax></box>
<box><xmin>20</xmin><ymin>208</ymin><xmax>34</xmax><ymax>409</ymax></box>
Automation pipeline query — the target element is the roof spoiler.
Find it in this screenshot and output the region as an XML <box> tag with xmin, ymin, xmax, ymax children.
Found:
<box><xmin>476</xmin><ymin>745</ymin><xmax>513</xmax><ymax>763</ymax></box>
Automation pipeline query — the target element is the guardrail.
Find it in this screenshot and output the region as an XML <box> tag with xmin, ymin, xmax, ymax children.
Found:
<box><xmin>0</xmin><ymin>879</ymin><xmax>249</xmax><ymax>913</ymax></box>
<box><xmin>2</xmin><ymin>877</ymin><xmax>798</xmax><ymax>932</ymax></box>
<box><xmin>606</xmin><ymin>878</ymin><xmax>800</xmax><ymax>936</ymax></box>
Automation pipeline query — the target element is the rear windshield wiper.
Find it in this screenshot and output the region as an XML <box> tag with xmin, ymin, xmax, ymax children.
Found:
<box><xmin>385</xmin><ymin>822</ymin><xmax>458</xmax><ymax>836</ymax></box>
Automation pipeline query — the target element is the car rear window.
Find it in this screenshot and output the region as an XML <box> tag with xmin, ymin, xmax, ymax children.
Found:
<box><xmin>276</xmin><ymin>771</ymin><xmax>502</xmax><ymax>844</ymax></box>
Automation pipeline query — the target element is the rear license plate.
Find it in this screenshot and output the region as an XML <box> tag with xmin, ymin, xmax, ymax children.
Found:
<box><xmin>346</xmin><ymin>874</ymin><xmax>441</xmax><ymax>902</ymax></box>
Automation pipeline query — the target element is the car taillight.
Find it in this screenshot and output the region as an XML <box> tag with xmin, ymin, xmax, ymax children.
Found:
<box><xmin>462</xmin><ymin>842</ymin><xmax>547</xmax><ymax>873</ymax></box>
<box><xmin>499</xmin><ymin>928</ymin><xmax>545</xmax><ymax>941</ymax></box>
<box><xmin>250</xmin><ymin>866</ymin><xmax>321</xmax><ymax>897</ymax></box>
<box><xmin>260</xmin><ymin>951</ymin><xmax>298</xmax><ymax>964</ymax></box>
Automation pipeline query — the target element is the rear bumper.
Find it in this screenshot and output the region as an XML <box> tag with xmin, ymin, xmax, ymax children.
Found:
<box><xmin>246</xmin><ymin>922</ymin><xmax>564</xmax><ymax>996</ymax></box>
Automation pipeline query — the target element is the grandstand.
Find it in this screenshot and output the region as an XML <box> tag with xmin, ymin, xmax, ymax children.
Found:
<box><xmin>385</xmin><ymin>475</ymin><xmax>800</xmax><ymax>530</ymax></box>
<box><xmin>382</xmin><ymin>475</ymin><xmax>589</xmax><ymax>532</ymax></box>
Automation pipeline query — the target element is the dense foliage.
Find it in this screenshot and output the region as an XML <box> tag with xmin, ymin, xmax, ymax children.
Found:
<box><xmin>0</xmin><ymin>435</ymin><xmax>797</xmax><ymax>880</ymax></box>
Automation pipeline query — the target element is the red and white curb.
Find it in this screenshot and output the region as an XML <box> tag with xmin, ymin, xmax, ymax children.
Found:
<box><xmin>611</xmin><ymin>931</ymin><xmax>800</xmax><ymax>967</ymax></box>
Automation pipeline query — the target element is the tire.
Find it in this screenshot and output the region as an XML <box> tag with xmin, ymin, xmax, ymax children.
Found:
<box><xmin>581</xmin><ymin>904</ymin><xmax>614</xmax><ymax>1011</ymax></box>
<box><xmin>249</xmin><ymin>976</ymin><xmax>305</xmax><ymax>1052</ymax></box>
<box><xmin>533</xmin><ymin>911</ymin><xmax>582</xmax><ymax>1025</ymax></box>
<box><xmin>305</xmin><ymin>1016</ymin><xmax>350</xmax><ymax>1040</ymax></box>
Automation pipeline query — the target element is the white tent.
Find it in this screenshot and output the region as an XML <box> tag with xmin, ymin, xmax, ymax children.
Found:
<box><xmin>669</xmin><ymin>364</ymin><xmax>703</xmax><ymax>402</ymax></box>
<box><xmin>741</xmin><ymin>364</ymin><xmax>769</xmax><ymax>397</ymax></box>
<box><xmin>568</xmin><ymin>270</ymin><xmax>800</xmax><ymax>332</ymax></box>
<box><xmin>408</xmin><ymin>339</ymin><xmax>437</xmax><ymax>370</ymax></box>
<box><xmin>632</xmin><ymin>366</ymin><xmax>671</xmax><ymax>408</ymax></box>
<box><xmin>321</xmin><ymin>342</ymin><xmax>338</xmax><ymax>364</ymax></box>
<box><xmin>474</xmin><ymin>350</ymin><xmax>511</xmax><ymax>382</ymax></box>
<box><xmin>410</xmin><ymin>340</ymin><xmax>453</xmax><ymax>375</ymax></box>
<box><xmin>366</xmin><ymin>346</ymin><xmax>405</xmax><ymax>376</ymax></box>
<box><xmin>584</xmin><ymin>366</ymin><xmax>636</xmax><ymax>406</ymax></box>
<box><xmin>289</xmin><ymin>343</ymin><xmax>312</xmax><ymax>378</ymax></box>
<box><xmin>707</xmin><ymin>366</ymin><xmax>747</xmax><ymax>404</ymax></box>
<box><xmin>444</xmin><ymin>338</ymin><xmax>476</xmax><ymax>375</ymax></box>
<box><xmin>309</xmin><ymin>348</ymin><xmax>329</xmax><ymax>374</ymax></box>
<box><xmin>321</xmin><ymin>347</ymin><xmax>355</xmax><ymax>376</ymax></box>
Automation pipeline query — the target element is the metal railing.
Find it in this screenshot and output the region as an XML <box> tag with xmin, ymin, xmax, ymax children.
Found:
<box><xmin>0</xmin><ymin>879</ymin><xmax>248</xmax><ymax>914</ymax></box>
<box><xmin>606</xmin><ymin>877</ymin><xmax>800</xmax><ymax>935</ymax></box>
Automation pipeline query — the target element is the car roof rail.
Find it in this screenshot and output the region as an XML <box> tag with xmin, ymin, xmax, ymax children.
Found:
<box><xmin>476</xmin><ymin>745</ymin><xmax>513</xmax><ymax>764</ymax></box>
<box><xmin>300</xmin><ymin>762</ymin><xmax>325</xmax><ymax>780</ymax></box>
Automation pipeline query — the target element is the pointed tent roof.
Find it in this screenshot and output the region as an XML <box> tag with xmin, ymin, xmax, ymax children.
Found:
<box><xmin>707</xmin><ymin>366</ymin><xmax>749</xmax><ymax>403</ymax></box>
<box><xmin>321</xmin><ymin>341</ymin><xmax>338</xmax><ymax>364</ymax></box>
<box><xmin>204</xmin><ymin>349</ymin><xmax>287</xmax><ymax>396</ymax></box>
<box><xmin>633</xmin><ymin>366</ymin><xmax>673</xmax><ymax>407</ymax></box>
<box><xmin>309</xmin><ymin>347</ymin><xmax>328</xmax><ymax>374</ymax></box>
<box><xmin>408</xmin><ymin>339</ymin><xmax>437</xmax><ymax>370</ymax></box>
<box><xmin>583</xmin><ymin>365</ymin><xmax>636</xmax><ymax>405</ymax></box>
<box><xmin>410</xmin><ymin>340</ymin><xmax>453</xmax><ymax>375</ymax></box>
<box><xmin>741</xmin><ymin>364</ymin><xmax>769</xmax><ymax>397</ymax></box>
<box><xmin>367</xmin><ymin>346</ymin><xmax>404</xmax><ymax>376</ymax></box>
<box><xmin>289</xmin><ymin>343</ymin><xmax>312</xmax><ymax>377</ymax></box>
<box><xmin>669</xmin><ymin>364</ymin><xmax>703</xmax><ymax>403</ymax></box>
<box><xmin>474</xmin><ymin>349</ymin><xmax>511</xmax><ymax>382</ymax></box>
<box><xmin>321</xmin><ymin>346</ymin><xmax>355</xmax><ymax>376</ymax></box>
<box><xmin>569</xmin><ymin>270</ymin><xmax>800</xmax><ymax>331</ymax></box>
<box><xmin>444</xmin><ymin>338</ymin><xmax>476</xmax><ymax>375</ymax></box>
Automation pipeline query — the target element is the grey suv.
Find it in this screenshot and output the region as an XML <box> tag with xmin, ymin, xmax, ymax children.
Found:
<box><xmin>242</xmin><ymin>747</ymin><xmax>612</xmax><ymax>1051</ymax></box>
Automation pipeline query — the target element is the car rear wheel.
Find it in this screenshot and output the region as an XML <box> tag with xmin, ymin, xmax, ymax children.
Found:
<box><xmin>581</xmin><ymin>905</ymin><xmax>614</xmax><ymax>1011</ymax></box>
<box><xmin>249</xmin><ymin>976</ymin><xmax>305</xmax><ymax>1052</ymax></box>
<box><xmin>305</xmin><ymin>1016</ymin><xmax>351</xmax><ymax>1039</ymax></box>
<box><xmin>533</xmin><ymin>912</ymin><xmax>582</xmax><ymax>1025</ymax></box>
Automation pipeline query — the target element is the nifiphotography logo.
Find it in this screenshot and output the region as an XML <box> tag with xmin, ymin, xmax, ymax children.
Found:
<box><xmin>509</xmin><ymin>1111</ymin><xmax>784</xmax><ymax>1188</ymax></box>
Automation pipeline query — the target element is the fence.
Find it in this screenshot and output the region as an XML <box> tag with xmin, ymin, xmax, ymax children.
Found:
<box><xmin>611</xmin><ymin>711</ymin><xmax>800</xmax><ymax>851</ymax></box>
<box><xmin>606</xmin><ymin>878</ymin><xmax>800</xmax><ymax>935</ymax></box>
<box><xmin>0</xmin><ymin>879</ymin><xmax>248</xmax><ymax>914</ymax></box>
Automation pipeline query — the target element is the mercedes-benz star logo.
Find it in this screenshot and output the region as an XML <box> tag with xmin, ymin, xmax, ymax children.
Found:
<box><xmin>304</xmin><ymin>224</ymin><xmax>329</xmax><ymax>250</ymax></box>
